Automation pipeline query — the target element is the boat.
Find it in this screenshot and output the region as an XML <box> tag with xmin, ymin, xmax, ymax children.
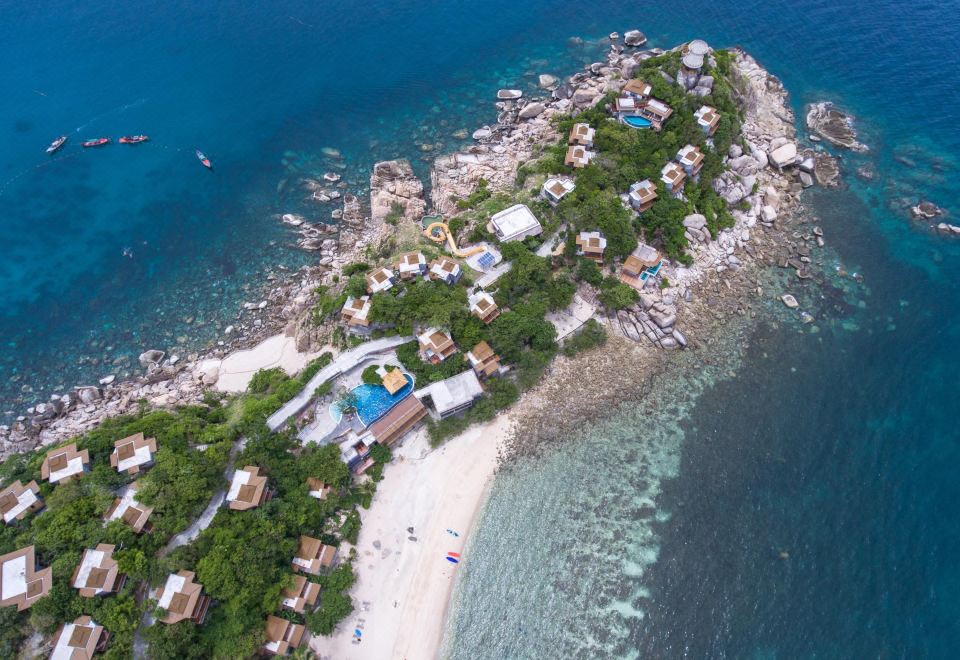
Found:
<box><xmin>196</xmin><ymin>149</ymin><xmax>212</xmax><ymax>169</ymax></box>
<box><xmin>45</xmin><ymin>136</ymin><xmax>68</xmax><ymax>154</ymax></box>
<box><xmin>119</xmin><ymin>135</ymin><xmax>149</xmax><ymax>144</ymax></box>
<box><xmin>82</xmin><ymin>138</ymin><xmax>110</xmax><ymax>148</ymax></box>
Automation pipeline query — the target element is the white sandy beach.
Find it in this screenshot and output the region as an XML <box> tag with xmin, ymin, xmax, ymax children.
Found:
<box><xmin>313</xmin><ymin>415</ymin><xmax>509</xmax><ymax>660</ymax></box>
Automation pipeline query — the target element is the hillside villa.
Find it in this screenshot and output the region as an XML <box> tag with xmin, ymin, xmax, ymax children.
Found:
<box><xmin>677</xmin><ymin>144</ymin><xmax>705</xmax><ymax>177</ymax></box>
<box><xmin>263</xmin><ymin>615</ymin><xmax>305</xmax><ymax>656</ymax></box>
<box><xmin>429</xmin><ymin>256</ymin><xmax>463</xmax><ymax>285</ymax></box>
<box><xmin>619</xmin><ymin>244</ymin><xmax>663</xmax><ymax>291</ymax></box>
<box><xmin>568</xmin><ymin>122</ymin><xmax>595</xmax><ymax>147</ymax></box>
<box><xmin>40</xmin><ymin>443</ymin><xmax>89</xmax><ymax>484</ymax></box>
<box><xmin>280</xmin><ymin>574</ymin><xmax>321</xmax><ymax>614</ymax></box>
<box><xmin>306</xmin><ymin>478</ymin><xmax>332</xmax><ymax>501</ymax></box>
<box><xmin>292</xmin><ymin>535</ymin><xmax>337</xmax><ymax>575</ymax></box>
<box><xmin>564</xmin><ymin>144</ymin><xmax>594</xmax><ymax>168</ymax></box>
<box><xmin>638</xmin><ymin>98</ymin><xmax>674</xmax><ymax>129</ymax></box>
<box><xmin>541</xmin><ymin>176</ymin><xmax>575</xmax><ymax>207</ymax></box>
<box><xmin>395</xmin><ymin>251</ymin><xmax>428</xmax><ymax>279</ymax></box>
<box><xmin>0</xmin><ymin>480</ymin><xmax>43</xmax><ymax>525</ymax></box>
<box><xmin>465</xmin><ymin>341</ymin><xmax>502</xmax><ymax>380</ymax></box>
<box><xmin>364</xmin><ymin>266</ymin><xmax>396</xmax><ymax>294</ymax></box>
<box><xmin>156</xmin><ymin>570</ymin><xmax>210</xmax><ymax>625</ymax></box>
<box><xmin>695</xmin><ymin>105</ymin><xmax>720</xmax><ymax>136</ymax></box>
<box><xmin>575</xmin><ymin>230</ymin><xmax>607</xmax><ymax>262</ymax></box>
<box><xmin>661</xmin><ymin>161</ymin><xmax>687</xmax><ymax>196</ymax></box>
<box><xmin>50</xmin><ymin>616</ymin><xmax>107</xmax><ymax>660</ymax></box>
<box><xmin>0</xmin><ymin>545</ymin><xmax>52</xmax><ymax>611</ymax></box>
<box><xmin>104</xmin><ymin>482</ymin><xmax>153</xmax><ymax>533</ymax></box>
<box><xmin>110</xmin><ymin>432</ymin><xmax>156</xmax><ymax>475</ymax></box>
<box><xmin>489</xmin><ymin>204</ymin><xmax>543</xmax><ymax>242</ymax></box>
<box><xmin>622</xmin><ymin>79</ymin><xmax>653</xmax><ymax>98</ymax></box>
<box><xmin>226</xmin><ymin>465</ymin><xmax>269</xmax><ymax>511</ymax></box>
<box><xmin>628</xmin><ymin>179</ymin><xmax>658</xmax><ymax>213</ymax></box>
<box><xmin>417</xmin><ymin>328</ymin><xmax>457</xmax><ymax>363</ymax></box>
<box><xmin>71</xmin><ymin>544</ymin><xmax>125</xmax><ymax>598</ymax></box>
<box><xmin>468</xmin><ymin>290</ymin><xmax>500</xmax><ymax>324</ymax></box>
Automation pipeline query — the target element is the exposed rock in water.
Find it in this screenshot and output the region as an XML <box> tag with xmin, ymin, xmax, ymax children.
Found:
<box><xmin>912</xmin><ymin>200</ymin><xmax>944</xmax><ymax>220</ymax></box>
<box><xmin>814</xmin><ymin>153</ymin><xmax>840</xmax><ymax>187</ymax></box>
<box><xmin>518</xmin><ymin>102</ymin><xmax>546</xmax><ymax>119</ymax></box>
<box><xmin>369</xmin><ymin>159</ymin><xmax>426</xmax><ymax>224</ymax></box>
<box><xmin>805</xmin><ymin>102</ymin><xmax>868</xmax><ymax>151</ymax></box>
<box><xmin>497</xmin><ymin>89</ymin><xmax>522</xmax><ymax>100</ymax></box>
<box><xmin>623</xmin><ymin>30</ymin><xmax>647</xmax><ymax>47</ymax></box>
<box><xmin>538</xmin><ymin>74</ymin><xmax>557</xmax><ymax>89</ymax></box>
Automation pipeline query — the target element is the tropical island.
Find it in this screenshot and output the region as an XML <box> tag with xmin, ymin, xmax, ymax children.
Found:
<box><xmin>0</xmin><ymin>34</ymin><xmax>837</xmax><ymax>659</ymax></box>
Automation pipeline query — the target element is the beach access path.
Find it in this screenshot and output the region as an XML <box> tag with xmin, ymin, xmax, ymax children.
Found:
<box><xmin>266</xmin><ymin>335</ymin><xmax>412</xmax><ymax>432</ymax></box>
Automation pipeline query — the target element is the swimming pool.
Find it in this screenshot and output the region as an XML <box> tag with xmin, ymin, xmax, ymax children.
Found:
<box><xmin>622</xmin><ymin>115</ymin><xmax>652</xmax><ymax>128</ymax></box>
<box><xmin>330</xmin><ymin>373</ymin><xmax>415</xmax><ymax>426</ymax></box>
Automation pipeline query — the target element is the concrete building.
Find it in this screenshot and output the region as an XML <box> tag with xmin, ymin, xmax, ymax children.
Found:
<box><xmin>622</xmin><ymin>79</ymin><xmax>653</xmax><ymax>97</ymax></box>
<box><xmin>541</xmin><ymin>176</ymin><xmax>575</xmax><ymax>206</ymax></box>
<box><xmin>365</xmin><ymin>266</ymin><xmax>396</xmax><ymax>294</ymax></box>
<box><xmin>395</xmin><ymin>251</ymin><xmax>428</xmax><ymax>279</ymax></box>
<box><xmin>568</xmin><ymin>122</ymin><xmax>595</xmax><ymax>147</ymax></box>
<box><xmin>628</xmin><ymin>180</ymin><xmax>658</xmax><ymax>213</ymax></box>
<box><xmin>619</xmin><ymin>244</ymin><xmax>663</xmax><ymax>291</ymax></box>
<box><xmin>695</xmin><ymin>105</ymin><xmax>720</xmax><ymax>136</ymax></box>
<box><xmin>468</xmin><ymin>290</ymin><xmax>500</xmax><ymax>324</ymax></box>
<box><xmin>226</xmin><ymin>466</ymin><xmax>269</xmax><ymax>511</ymax></box>
<box><xmin>156</xmin><ymin>570</ymin><xmax>210</xmax><ymax>625</ymax></box>
<box><xmin>415</xmin><ymin>370</ymin><xmax>484</xmax><ymax>419</ymax></box>
<box><xmin>639</xmin><ymin>98</ymin><xmax>673</xmax><ymax>129</ymax></box>
<box><xmin>0</xmin><ymin>480</ymin><xmax>43</xmax><ymax>525</ymax></box>
<box><xmin>71</xmin><ymin>544</ymin><xmax>125</xmax><ymax>598</ymax></box>
<box><xmin>661</xmin><ymin>161</ymin><xmax>687</xmax><ymax>196</ymax></box>
<box><xmin>677</xmin><ymin>144</ymin><xmax>705</xmax><ymax>177</ymax></box>
<box><xmin>0</xmin><ymin>545</ymin><xmax>52</xmax><ymax>611</ymax></box>
<box><xmin>489</xmin><ymin>204</ymin><xmax>543</xmax><ymax>243</ymax></box>
<box><xmin>40</xmin><ymin>443</ymin><xmax>90</xmax><ymax>484</ymax></box>
<box><xmin>110</xmin><ymin>432</ymin><xmax>157</xmax><ymax>475</ymax></box>
<box><xmin>575</xmin><ymin>231</ymin><xmax>607</xmax><ymax>263</ymax></box>
<box><xmin>564</xmin><ymin>144</ymin><xmax>595</xmax><ymax>169</ymax></box>
<box><xmin>340</xmin><ymin>295</ymin><xmax>372</xmax><ymax>332</ymax></box>
<box><xmin>429</xmin><ymin>256</ymin><xmax>463</xmax><ymax>285</ymax></box>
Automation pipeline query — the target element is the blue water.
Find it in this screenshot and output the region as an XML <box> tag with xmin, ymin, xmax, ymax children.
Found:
<box><xmin>331</xmin><ymin>374</ymin><xmax>414</xmax><ymax>426</ymax></box>
<box><xmin>623</xmin><ymin>116</ymin><xmax>653</xmax><ymax>129</ymax></box>
<box><xmin>3</xmin><ymin>1</ymin><xmax>960</xmax><ymax>657</ymax></box>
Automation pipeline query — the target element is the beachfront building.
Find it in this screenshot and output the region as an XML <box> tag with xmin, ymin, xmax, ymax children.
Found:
<box><xmin>292</xmin><ymin>536</ymin><xmax>337</xmax><ymax>575</ymax></box>
<box><xmin>564</xmin><ymin>144</ymin><xmax>595</xmax><ymax>169</ymax></box>
<box><xmin>468</xmin><ymin>290</ymin><xmax>500</xmax><ymax>324</ymax></box>
<box><xmin>489</xmin><ymin>204</ymin><xmax>543</xmax><ymax>243</ymax></box>
<box><xmin>379</xmin><ymin>367</ymin><xmax>408</xmax><ymax>395</ymax></box>
<box><xmin>104</xmin><ymin>482</ymin><xmax>153</xmax><ymax>534</ymax></box>
<box><xmin>226</xmin><ymin>465</ymin><xmax>268</xmax><ymax>511</ymax></box>
<box><xmin>429</xmin><ymin>256</ymin><xmax>463</xmax><ymax>285</ymax></box>
<box><xmin>340</xmin><ymin>295</ymin><xmax>372</xmax><ymax>333</ymax></box>
<box><xmin>568</xmin><ymin>122</ymin><xmax>595</xmax><ymax>147</ymax></box>
<box><xmin>0</xmin><ymin>480</ymin><xmax>43</xmax><ymax>525</ymax></box>
<box><xmin>368</xmin><ymin>396</ymin><xmax>429</xmax><ymax>446</ymax></box>
<box><xmin>677</xmin><ymin>144</ymin><xmax>705</xmax><ymax>177</ymax></box>
<box><xmin>280</xmin><ymin>574</ymin><xmax>321</xmax><ymax>614</ymax></box>
<box><xmin>628</xmin><ymin>180</ymin><xmax>658</xmax><ymax>213</ymax></box>
<box><xmin>40</xmin><ymin>443</ymin><xmax>90</xmax><ymax>484</ymax></box>
<box><xmin>0</xmin><ymin>545</ymin><xmax>52</xmax><ymax>611</ymax></box>
<box><xmin>622</xmin><ymin>79</ymin><xmax>653</xmax><ymax>98</ymax></box>
<box><xmin>364</xmin><ymin>266</ymin><xmax>396</xmax><ymax>294</ymax></box>
<box><xmin>619</xmin><ymin>244</ymin><xmax>663</xmax><ymax>291</ymax></box>
<box><xmin>50</xmin><ymin>616</ymin><xmax>108</xmax><ymax>660</ymax></box>
<box><xmin>575</xmin><ymin>231</ymin><xmax>608</xmax><ymax>263</ymax></box>
<box><xmin>639</xmin><ymin>98</ymin><xmax>674</xmax><ymax>129</ymax></box>
<box><xmin>695</xmin><ymin>105</ymin><xmax>720</xmax><ymax>136</ymax></box>
<box><xmin>661</xmin><ymin>162</ymin><xmax>687</xmax><ymax>196</ymax></box>
<box><xmin>263</xmin><ymin>615</ymin><xmax>305</xmax><ymax>656</ymax></box>
<box><xmin>306</xmin><ymin>478</ymin><xmax>332</xmax><ymax>501</ymax></box>
<box><xmin>156</xmin><ymin>571</ymin><xmax>210</xmax><ymax>625</ymax></box>
<box><xmin>395</xmin><ymin>251</ymin><xmax>428</xmax><ymax>280</ymax></box>
<box><xmin>71</xmin><ymin>544</ymin><xmax>125</xmax><ymax>598</ymax></box>
<box><xmin>414</xmin><ymin>370</ymin><xmax>484</xmax><ymax>419</ymax></box>
<box><xmin>541</xmin><ymin>176</ymin><xmax>575</xmax><ymax>207</ymax></box>
<box><xmin>417</xmin><ymin>328</ymin><xmax>458</xmax><ymax>364</ymax></box>
<box><xmin>465</xmin><ymin>341</ymin><xmax>502</xmax><ymax>380</ymax></box>
<box><xmin>110</xmin><ymin>432</ymin><xmax>157</xmax><ymax>475</ymax></box>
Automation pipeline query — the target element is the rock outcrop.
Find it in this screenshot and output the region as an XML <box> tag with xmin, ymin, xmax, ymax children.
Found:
<box><xmin>805</xmin><ymin>102</ymin><xmax>868</xmax><ymax>151</ymax></box>
<box><xmin>369</xmin><ymin>159</ymin><xmax>426</xmax><ymax>225</ymax></box>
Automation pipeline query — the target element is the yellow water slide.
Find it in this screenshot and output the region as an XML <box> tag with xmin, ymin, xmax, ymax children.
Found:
<box><xmin>422</xmin><ymin>222</ymin><xmax>486</xmax><ymax>258</ymax></box>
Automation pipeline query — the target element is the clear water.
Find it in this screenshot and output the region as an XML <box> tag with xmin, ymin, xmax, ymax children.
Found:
<box><xmin>330</xmin><ymin>375</ymin><xmax>414</xmax><ymax>426</ymax></box>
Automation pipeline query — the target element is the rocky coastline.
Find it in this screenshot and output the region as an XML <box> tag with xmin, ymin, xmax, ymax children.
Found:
<box><xmin>0</xmin><ymin>36</ymin><xmax>837</xmax><ymax>464</ymax></box>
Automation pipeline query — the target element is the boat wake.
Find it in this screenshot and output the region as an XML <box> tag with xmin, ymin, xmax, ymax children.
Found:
<box><xmin>74</xmin><ymin>97</ymin><xmax>148</xmax><ymax>133</ymax></box>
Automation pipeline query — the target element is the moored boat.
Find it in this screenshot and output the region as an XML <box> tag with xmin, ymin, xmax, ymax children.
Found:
<box><xmin>45</xmin><ymin>136</ymin><xmax>68</xmax><ymax>154</ymax></box>
<box><xmin>196</xmin><ymin>149</ymin><xmax>212</xmax><ymax>169</ymax></box>
<box><xmin>119</xmin><ymin>135</ymin><xmax>149</xmax><ymax>144</ymax></box>
<box><xmin>82</xmin><ymin>138</ymin><xmax>110</xmax><ymax>148</ymax></box>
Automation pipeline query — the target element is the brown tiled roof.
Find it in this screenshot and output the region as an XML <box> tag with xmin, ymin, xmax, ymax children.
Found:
<box><xmin>264</xmin><ymin>615</ymin><xmax>305</xmax><ymax>655</ymax></box>
<box><xmin>52</xmin><ymin>616</ymin><xmax>103</xmax><ymax>660</ymax></box>
<box><xmin>72</xmin><ymin>543</ymin><xmax>122</xmax><ymax>598</ymax></box>
<box><xmin>227</xmin><ymin>466</ymin><xmax>268</xmax><ymax>511</ymax></box>
<box><xmin>40</xmin><ymin>443</ymin><xmax>89</xmax><ymax>482</ymax></box>
<box><xmin>381</xmin><ymin>368</ymin><xmax>408</xmax><ymax>395</ymax></box>
<box><xmin>281</xmin><ymin>574</ymin><xmax>321</xmax><ymax>613</ymax></box>
<box><xmin>0</xmin><ymin>545</ymin><xmax>52</xmax><ymax>611</ymax></box>
<box><xmin>622</xmin><ymin>79</ymin><xmax>652</xmax><ymax>96</ymax></box>
<box><xmin>110</xmin><ymin>432</ymin><xmax>157</xmax><ymax>474</ymax></box>
<box><xmin>0</xmin><ymin>480</ymin><xmax>42</xmax><ymax>523</ymax></box>
<box><xmin>158</xmin><ymin>570</ymin><xmax>207</xmax><ymax>625</ymax></box>
<box><xmin>368</xmin><ymin>396</ymin><xmax>428</xmax><ymax>446</ymax></box>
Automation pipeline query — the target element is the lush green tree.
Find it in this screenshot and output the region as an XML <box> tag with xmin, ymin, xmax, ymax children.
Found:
<box><xmin>361</xmin><ymin>365</ymin><xmax>382</xmax><ymax>385</ymax></box>
<box><xmin>598</xmin><ymin>277</ymin><xmax>640</xmax><ymax>310</ymax></box>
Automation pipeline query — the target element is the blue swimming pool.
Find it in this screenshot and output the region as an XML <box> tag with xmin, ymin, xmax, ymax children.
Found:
<box><xmin>330</xmin><ymin>373</ymin><xmax>415</xmax><ymax>426</ymax></box>
<box><xmin>623</xmin><ymin>115</ymin><xmax>652</xmax><ymax>128</ymax></box>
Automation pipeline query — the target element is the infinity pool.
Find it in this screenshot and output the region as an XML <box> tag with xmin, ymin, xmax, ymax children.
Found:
<box><xmin>623</xmin><ymin>115</ymin><xmax>652</xmax><ymax>128</ymax></box>
<box><xmin>330</xmin><ymin>373</ymin><xmax>415</xmax><ymax>426</ymax></box>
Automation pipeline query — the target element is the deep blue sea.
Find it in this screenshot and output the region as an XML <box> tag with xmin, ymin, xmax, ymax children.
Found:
<box><xmin>3</xmin><ymin>0</ymin><xmax>960</xmax><ymax>657</ymax></box>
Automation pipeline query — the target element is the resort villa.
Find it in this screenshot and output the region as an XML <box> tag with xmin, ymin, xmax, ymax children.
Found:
<box><xmin>661</xmin><ymin>161</ymin><xmax>687</xmax><ymax>196</ymax></box>
<box><xmin>40</xmin><ymin>443</ymin><xmax>89</xmax><ymax>484</ymax></box>
<box><xmin>226</xmin><ymin>465</ymin><xmax>269</xmax><ymax>511</ymax></box>
<box><xmin>639</xmin><ymin>98</ymin><xmax>674</xmax><ymax>129</ymax></box>
<box><xmin>465</xmin><ymin>341</ymin><xmax>502</xmax><ymax>380</ymax></box>
<box><xmin>364</xmin><ymin>266</ymin><xmax>396</xmax><ymax>294</ymax></box>
<box><xmin>292</xmin><ymin>535</ymin><xmax>337</xmax><ymax>575</ymax></box>
<box><xmin>306</xmin><ymin>478</ymin><xmax>332</xmax><ymax>501</ymax></box>
<box><xmin>613</xmin><ymin>94</ymin><xmax>641</xmax><ymax>115</ymax></box>
<box><xmin>395</xmin><ymin>251</ymin><xmax>428</xmax><ymax>280</ymax></box>
<box><xmin>367</xmin><ymin>396</ymin><xmax>429</xmax><ymax>446</ymax></box>
<box><xmin>628</xmin><ymin>179</ymin><xmax>658</xmax><ymax>213</ymax></box>
<box><xmin>575</xmin><ymin>230</ymin><xmax>608</xmax><ymax>262</ymax></box>
<box><xmin>568</xmin><ymin>122</ymin><xmax>595</xmax><ymax>147</ymax></box>
<box><xmin>541</xmin><ymin>176</ymin><xmax>575</xmax><ymax>207</ymax></box>
<box><xmin>429</xmin><ymin>256</ymin><xmax>463</xmax><ymax>285</ymax></box>
<box><xmin>0</xmin><ymin>545</ymin><xmax>52</xmax><ymax>611</ymax></box>
<box><xmin>680</xmin><ymin>39</ymin><xmax>710</xmax><ymax>88</ymax></box>
<box><xmin>414</xmin><ymin>370</ymin><xmax>484</xmax><ymax>419</ymax></box>
<box><xmin>417</xmin><ymin>328</ymin><xmax>458</xmax><ymax>364</ymax></box>
<box><xmin>468</xmin><ymin>290</ymin><xmax>500</xmax><ymax>324</ymax></box>
<box><xmin>50</xmin><ymin>616</ymin><xmax>107</xmax><ymax>660</ymax></box>
<box><xmin>104</xmin><ymin>482</ymin><xmax>153</xmax><ymax>533</ymax></box>
<box><xmin>281</xmin><ymin>574</ymin><xmax>321</xmax><ymax>614</ymax></box>
<box><xmin>109</xmin><ymin>432</ymin><xmax>156</xmax><ymax>475</ymax></box>
<box><xmin>619</xmin><ymin>244</ymin><xmax>663</xmax><ymax>291</ymax></box>
<box><xmin>564</xmin><ymin>144</ymin><xmax>594</xmax><ymax>168</ymax></box>
<box><xmin>71</xmin><ymin>544</ymin><xmax>125</xmax><ymax>598</ymax></box>
<box><xmin>156</xmin><ymin>570</ymin><xmax>211</xmax><ymax>625</ymax></box>
<box><xmin>677</xmin><ymin>144</ymin><xmax>705</xmax><ymax>177</ymax></box>
<box><xmin>489</xmin><ymin>204</ymin><xmax>543</xmax><ymax>243</ymax></box>
<box><xmin>622</xmin><ymin>79</ymin><xmax>653</xmax><ymax>98</ymax></box>
<box><xmin>0</xmin><ymin>480</ymin><xmax>43</xmax><ymax>524</ymax></box>
<box><xmin>340</xmin><ymin>295</ymin><xmax>372</xmax><ymax>333</ymax></box>
<box><xmin>695</xmin><ymin>105</ymin><xmax>721</xmax><ymax>136</ymax></box>
<box><xmin>263</xmin><ymin>615</ymin><xmax>305</xmax><ymax>656</ymax></box>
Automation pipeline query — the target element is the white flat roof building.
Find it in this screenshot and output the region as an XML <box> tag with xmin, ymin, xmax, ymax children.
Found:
<box><xmin>414</xmin><ymin>370</ymin><xmax>484</xmax><ymax>419</ymax></box>
<box><xmin>489</xmin><ymin>204</ymin><xmax>543</xmax><ymax>243</ymax></box>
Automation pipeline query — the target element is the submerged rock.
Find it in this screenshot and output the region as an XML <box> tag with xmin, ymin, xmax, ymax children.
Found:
<box><xmin>780</xmin><ymin>294</ymin><xmax>799</xmax><ymax>309</ymax></box>
<box><xmin>805</xmin><ymin>102</ymin><xmax>867</xmax><ymax>151</ymax></box>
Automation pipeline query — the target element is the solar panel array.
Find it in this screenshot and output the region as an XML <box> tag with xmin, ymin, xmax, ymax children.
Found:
<box><xmin>477</xmin><ymin>252</ymin><xmax>495</xmax><ymax>269</ymax></box>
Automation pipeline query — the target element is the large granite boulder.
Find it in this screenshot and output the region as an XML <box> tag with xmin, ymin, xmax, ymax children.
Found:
<box><xmin>805</xmin><ymin>102</ymin><xmax>867</xmax><ymax>151</ymax></box>
<box><xmin>369</xmin><ymin>159</ymin><xmax>426</xmax><ymax>224</ymax></box>
<box><xmin>768</xmin><ymin>142</ymin><xmax>798</xmax><ymax>169</ymax></box>
<box><xmin>623</xmin><ymin>30</ymin><xmax>647</xmax><ymax>47</ymax></box>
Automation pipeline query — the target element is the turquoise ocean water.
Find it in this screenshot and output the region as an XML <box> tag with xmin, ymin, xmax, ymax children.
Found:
<box><xmin>2</xmin><ymin>1</ymin><xmax>960</xmax><ymax>656</ymax></box>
